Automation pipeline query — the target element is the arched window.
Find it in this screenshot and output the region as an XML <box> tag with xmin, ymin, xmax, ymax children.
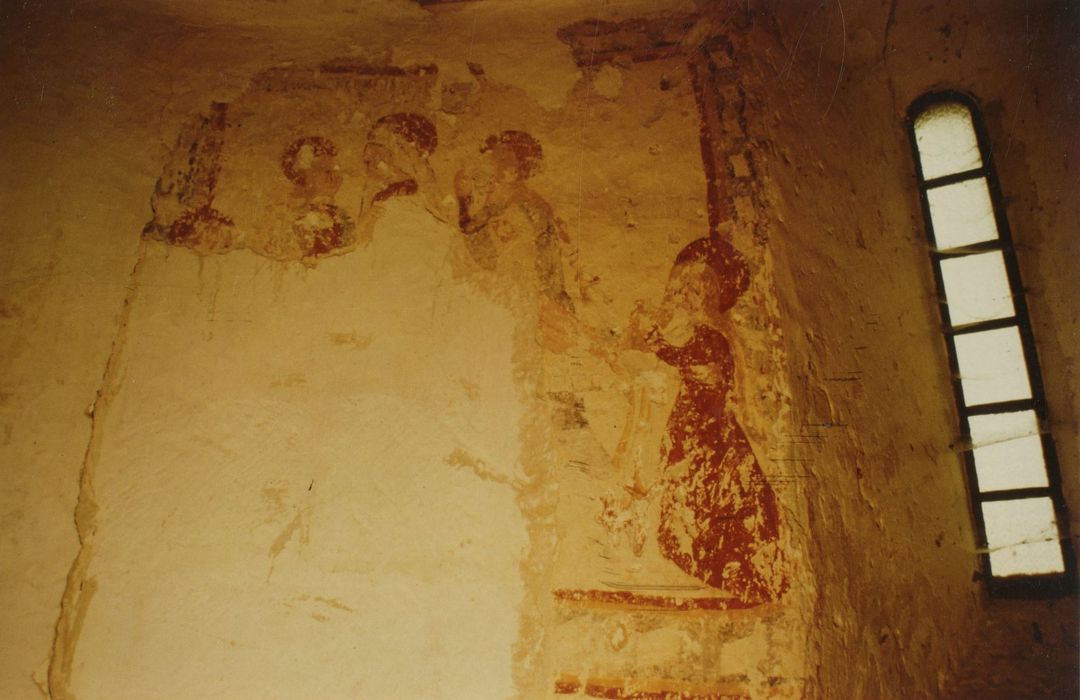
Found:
<box><xmin>908</xmin><ymin>92</ymin><xmax>1075</xmax><ymax>596</ymax></box>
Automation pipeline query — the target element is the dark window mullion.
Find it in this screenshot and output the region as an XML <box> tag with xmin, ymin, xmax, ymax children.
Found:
<box><xmin>930</xmin><ymin>239</ymin><xmax>1005</xmax><ymax>259</ymax></box>
<box><xmin>921</xmin><ymin>166</ymin><xmax>986</xmax><ymax>189</ymax></box>
<box><xmin>946</xmin><ymin>316</ymin><xmax>1019</xmax><ymax>336</ymax></box>
<box><xmin>934</xmin><ymin>92</ymin><xmax>1074</xmax><ymax>588</ymax></box>
<box><xmin>970</xmin><ymin>109</ymin><xmax>1074</xmax><ymax>586</ymax></box>
<box><xmin>962</xmin><ymin>398</ymin><xmax>1035</xmax><ymax>416</ymax></box>
<box><xmin>977</xmin><ymin>487</ymin><xmax>1053</xmax><ymax>502</ymax></box>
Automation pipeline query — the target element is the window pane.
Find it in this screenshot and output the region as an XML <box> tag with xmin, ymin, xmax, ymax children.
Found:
<box><xmin>969</xmin><ymin>411</ymin><xmax>1048</xmax><ymax>492</ymax></box>
<box><xmin>939</xmin><ymin>251</ymin><xmax>1015</xmax><ymax>326</ymax></box>
<box><xmin>926</xmin><ymin>178</ymin><xmax>999</xmax><ymax>249</ymax></box>
<box><xmin>953</xmin><ymin>326</ymin><xmax>1032</xmax><ymax>406</ymax></box>
<box><xmin>982</xmin><ymin>498</ymin><xmax>1065</xmax><ymax>576</ymax></box>
<box><xmin>914</xmin><ymin>102</ymin><xmax>984</xmax><ymax>180</ymax></box>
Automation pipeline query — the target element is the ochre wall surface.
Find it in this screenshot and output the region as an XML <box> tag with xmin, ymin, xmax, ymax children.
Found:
<box><xmin>0</xmin><ymin>1</ymin><xmax>1075</xmax><ymax>698</ymax></box>
<box><xmin>758</xmin><ymin>1</ymin><xmax>1079</xmax><ymax>697</ymax></box>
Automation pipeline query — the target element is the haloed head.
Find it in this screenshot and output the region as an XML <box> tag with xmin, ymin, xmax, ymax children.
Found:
<box><xmin>663</xmin><ymin>237</ymin><xmax>750</xmax><ymax>322</ymax></box>
<box><xmin>362</xmin><ymin>112</ymin><xmax>438</xmax><ymax>191</ymax></box>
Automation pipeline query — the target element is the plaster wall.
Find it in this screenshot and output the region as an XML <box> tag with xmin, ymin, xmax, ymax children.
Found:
<box><xmin>757</xmin><ymin>1</ymin><xmax>1079</xmax><ymax>697</ymax></box>
<box><xmin>0</xmin><ymin>1</ymin><xmax>1075</xmax><ymax>698</ymax></box>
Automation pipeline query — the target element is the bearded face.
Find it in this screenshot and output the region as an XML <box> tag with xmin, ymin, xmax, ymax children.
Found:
<box><xmin>361</xmin><ymin>130</ymin><xmax>424</xmax><ymax>204</ymax></box>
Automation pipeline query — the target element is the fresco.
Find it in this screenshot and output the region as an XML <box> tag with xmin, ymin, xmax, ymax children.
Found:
<box><xmin>585</xmin><ymin>236</ymin><xmax>786</xmax><ymax>602</ymax></box>
<box><xmin>134</xmin><ymin>13</ymin><xmax>794</xmax><ymax>696</ymax></box>
<box><xmin>456</xmin><ymin>129</ymin><xmax>575</xmax><ymax>312</ymax></box>
<box><xmin>546</xmin><ymin>13</ymin><xmax>786</xmax><ymax>608</ymax></box>
<box><xmin>144</xmin><ymin>62</ymin><xmax>440</xmax><ymax>263</ymax></box>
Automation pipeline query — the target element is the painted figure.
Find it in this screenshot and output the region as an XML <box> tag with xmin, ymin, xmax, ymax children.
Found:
<box><xmin>455</xmin><ymin>130</ymin><xmax>576</xmax><ymax>313</ymax></box>
<box><xmin>281</xmin><ymin>135</ymin><xmax>355</xmax><ymax>260</ymax></box>
<box><xmin>151</xmin><ymin>103</ymin><xmax>237</xmax><ymax>254</ymax></box>
<box><xmin>361</xmin><ymin>113</ymin><xmax>439</xmax><ymax>210</ymax></box>
<box><xmin>623</xmin><ymin>237</ymin><xmax>786</xmax><ymax>604</ymax></box>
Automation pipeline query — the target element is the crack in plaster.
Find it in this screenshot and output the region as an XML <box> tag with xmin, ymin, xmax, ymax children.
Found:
<box><xmin>882</xmin><ymin>0</ymin><xmax>899</xmax><ymax>114</ymax></box>
<box><xmin>46</xmin><ymin>240</ymin><xmax>150</xmax><ymax>700</ymax></box>
<box><xmin>265</xmin><ymin>507</ymin><xmax>311</xmax><ymax>582</ymax></box>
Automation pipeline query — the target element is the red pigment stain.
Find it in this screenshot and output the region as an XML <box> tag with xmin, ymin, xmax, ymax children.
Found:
<box><xmin>552</xmin><ymin>589</ymin><xmax>760</xmax><ymax>612</ymax></box>
<box><xmin>208</xmin><ymin>101</ymin><xmax>227</xmax><ymax>130</ymax></box>
<box><xmin>281</xmin><ymin>135</ymin><xmax>338</xmax><ymax>186</ymax></box>
<box><xmin>152</xmin><ymin>101</ymin><xmax>233</xmax><ymax>247</ymax></box>
<box><xmin>556</xmin><ymin>15</ymin><xmax>699</xmax><ymax>67</ymax></box>
<box><xmin>557</xmin><ymin>678</ymin><xmax>583</xmax><ymax>694</ymax></box>
<box><xmin>554</xmin><ymin>676</ymin><xmax>748</xmax><ymax>699</ymax></box>
<box><xmin>688</xmin><ymin>61</ymin><xmax>722</xmax><ymax>237</ymax></box>
<box><xmin>294</xmin><ymin>203</ymin><xmax>353</xmax><ymax>257</ymax></box>
<box><xmin>165</xmin><ymin>205</ymin><xmax>234</xmax><ymax>245</ymax></box>
<box><xmin>197</xmin><ymin>102</ymin><xmax>228</xmax><ymax>196</ymax></box>
<box><xmin>690</xmin><ymin>51</ymin><xmax>739</xmax><ymax>231</ymax></box>
<box><xmin>456</xmin><ymin>191</ymin><xmax>475</xmax><ymax>233</ymax></box>
<box><xmin>585</xmin><ymin>682</ymin><xmax>625</xmax><ymax>699</ymax></box>
<box><xmin>372</xmin><ymin>178</ymin><xmax>418</xmax><ymax>203</ymax></box>
<box><xmin>370</xmin><ymin>112</ymin><xmax>437</xmax><ymax>156</ymax></box>
<box><xmin>649</xmin><ymin>239</ymin><xmax>786</xmax><ymax>604</ymax></box>
<box><xmin>481</xmin><ymin>130</ymin><xmax>543</xmax><ymax>179</ymax></box>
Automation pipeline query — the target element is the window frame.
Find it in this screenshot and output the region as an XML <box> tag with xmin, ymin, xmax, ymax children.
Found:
<box><xmin>906</xmin><ymin>90</ymin><xmax>1076</xmax><ymax>598</ymax></box>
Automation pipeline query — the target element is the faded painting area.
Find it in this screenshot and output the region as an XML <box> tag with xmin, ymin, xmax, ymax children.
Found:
<box><xmin>51</xmin><ymin>10</ymin><xmax>806</xmax><ymax>699</ymax></box>
<box><xmin>541</xmin><ymin>16</ymin><xmax>802</xmax><ymax>699</ymax></box>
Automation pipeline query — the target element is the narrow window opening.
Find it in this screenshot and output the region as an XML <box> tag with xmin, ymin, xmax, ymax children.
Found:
<box><xmin>938</xmin><ymin>252</ymin><xmax>1014</xmax><ymax>326</ymax></box>
<box><xmin>968</xmin><ymin>411</ymin><xmax>1048</xmax><ymax>493</ymax></box>
<box><xmin>913</xmin><ymin>101</ymin><xmax>983</xmax><ymax>179</ymax></box>
<box><xmin>908</xmin><ymin>92</ymin><xmax>1075</xmax><ymax>596</ymax></box>
<box><xmin>953</xmin><ymin>326</ymin><xmax>1032</xmax><ymax>406</ymax></box>
<box><xmin>982</xmin><ymin>498</ymin><xmax>1066</xmax><ymax>577</ymax></box>
<box><xmin>925</xmin><ymin>179</ymin><xmax>999</xmax><ymax>249</ymax></box>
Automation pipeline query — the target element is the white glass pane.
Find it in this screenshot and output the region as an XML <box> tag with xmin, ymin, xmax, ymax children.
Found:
<box><xmin>939</xmin><ymin>252</ymin><xmax>1015</xmax><ymax>326</ymax></box>
<box><xmin>927</xmin><ymin>178</ymin><xmax>999</xmax><ymax>249</ymax></box>
<box><xmin>982</xmin><ymin>498</ymin><xmax>1064</xmax><ymax>576</ymax></box>
<box><xmin>914</xmin><ymin>102</ymin><xmax>983</xmax><ymax>180</ymax></box>
<box><xmin>953</xmin><ymin>326</ymin><xmax>1032</xmax><ymax>406</ymax></box>
<box><xmin>969</xmin><ymin>411</ymin><xmax>1048</xmax><ymax>492</ymax></box>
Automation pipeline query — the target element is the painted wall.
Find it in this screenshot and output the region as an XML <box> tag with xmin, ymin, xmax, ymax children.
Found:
<box><xmin>0</xmin><ymin>1</ymin><xmax>1074</xmax><ymax>698</ymax></box>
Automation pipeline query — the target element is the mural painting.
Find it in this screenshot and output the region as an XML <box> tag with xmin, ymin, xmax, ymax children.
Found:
<box><xmin>143</xmin><ymin>62</ymin><xmax>440</xmax><ymax>264</ymax></box>
<box><xmin>361</xmin><ymin>112</ymin><xmax>440</xmax><ymax>210</ymax></box>
<box><xmin>545</xmin><ymin>14</ymin><xmax>796</xmax><ymax>698</ymax></box>
<box><xmin>598</xmin><ymin>237</ymin><xmax>785</xmax><ymax>601</ymax></box>
<box><xmin>282</xmin><ymin>135</ymin><xmax>355</xmax><ymax>257</ymax></box>
<box><xmin>546</xmin><ymin>16</ymin><xmax>787</xmax><ymax>598</ymax></box>
<box><xmin>455</xmin><ymin>129</ymin><xmax>576</xmax><ymax>308</ymax></box>
<box><xmin>128</xmin><ymin>13</ymin><xmax>796</xmax><ymax>696</ymax></box>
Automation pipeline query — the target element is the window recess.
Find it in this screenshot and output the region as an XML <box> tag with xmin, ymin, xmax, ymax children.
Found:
<box><xmin>908</xmin><ymin>92</ymin><xmax>1075</xmax><ymax>597</ymax></box>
